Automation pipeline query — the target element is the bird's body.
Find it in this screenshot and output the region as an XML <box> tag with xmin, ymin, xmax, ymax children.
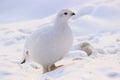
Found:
<box><xmin>21</xmin><ymin>9</ymin><xmax>75</xmax><ymax>73</ymax></box>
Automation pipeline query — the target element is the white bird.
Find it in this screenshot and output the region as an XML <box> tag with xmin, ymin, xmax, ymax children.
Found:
<box><xmin>21</xmin><ymin>9</ymin><xmax>75</xmax><ymax>73</ymax></box>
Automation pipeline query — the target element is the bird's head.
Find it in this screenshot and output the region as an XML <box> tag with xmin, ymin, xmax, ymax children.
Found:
<box><xmin>56</xmin><ymin>9</ymin><xmax>75</xmax><ymax>23</ymax></box>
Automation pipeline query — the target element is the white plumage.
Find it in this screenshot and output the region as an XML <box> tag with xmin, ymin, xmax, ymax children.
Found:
<box><xmin>21</xmin><ymin>9</ymin><xmax>75</xmax><ymax>73</ymax></box>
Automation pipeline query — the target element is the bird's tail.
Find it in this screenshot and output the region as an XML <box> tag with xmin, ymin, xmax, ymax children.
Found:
<box><xmin>21</xmin><ymin>51</ymin><xmax>29</xmax><ymax>64</ymax></box>
<box><xmin>21</xmin><ymin>58</ymin><xmax>26</xmax><ymax>64</ymax></box>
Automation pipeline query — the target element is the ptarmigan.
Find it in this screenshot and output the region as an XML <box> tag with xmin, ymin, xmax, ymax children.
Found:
<box><xmin>21</xmin><ymin>9</ymin><xmax>75</xmax><ymax>73</ymax></box>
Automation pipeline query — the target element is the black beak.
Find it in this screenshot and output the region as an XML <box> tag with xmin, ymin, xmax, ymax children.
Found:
<box><xmin>71</xmin><ymin>12</ymin><xmax>75</xmax><ymax>16</ymax></box>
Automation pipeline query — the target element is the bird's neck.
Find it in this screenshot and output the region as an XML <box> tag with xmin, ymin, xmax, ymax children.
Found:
<box><xmin>54</xmin><ymin>19</ymin><xmax>68</xmax><ymax>28</ymax></box>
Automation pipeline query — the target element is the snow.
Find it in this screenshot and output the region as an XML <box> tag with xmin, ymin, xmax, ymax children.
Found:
<box><xmin>0</xmin><ymin>0</ymin><xmax>102</xmax><ymax>23</ymax></box>
<box><xmin>0</xmin><ymin>0</ymin><xmax>120</xmax><ymax>80</ymax></box>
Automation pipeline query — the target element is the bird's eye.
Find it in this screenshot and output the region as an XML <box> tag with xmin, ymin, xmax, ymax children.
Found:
<box><xmin>64</xmin><ymin>12</ymin><xmax>68</xmax><ymax>15</ymax></box>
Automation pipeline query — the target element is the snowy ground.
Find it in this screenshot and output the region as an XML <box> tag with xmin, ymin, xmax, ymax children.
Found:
<box><xmin>0</xmin><ymin>22</ymin><xmax>120</xmax><ymax>80</ymax></box>
<box><xmin>0</xmin><ymin>0</ymin><xmax>120</xmax><ymax>80</ymax></box>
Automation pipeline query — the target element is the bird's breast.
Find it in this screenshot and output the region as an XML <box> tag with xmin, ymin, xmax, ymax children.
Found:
<box><xmin>50</xmin><ymin>26</ymin><xmax>73</xmax><ymax>53</ymax></box>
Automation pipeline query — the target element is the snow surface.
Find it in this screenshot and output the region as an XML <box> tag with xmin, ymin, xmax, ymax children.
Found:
<box><xmin>0</xmin><ymin>0</ymin><xmax>120</xmax><ymax>80</ymax></box>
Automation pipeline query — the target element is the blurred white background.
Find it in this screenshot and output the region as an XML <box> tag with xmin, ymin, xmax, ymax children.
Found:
<box><xmin>0</xmin><ymin>0</ymin><xmax>99</xmax><ymax>23</ymax></box>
